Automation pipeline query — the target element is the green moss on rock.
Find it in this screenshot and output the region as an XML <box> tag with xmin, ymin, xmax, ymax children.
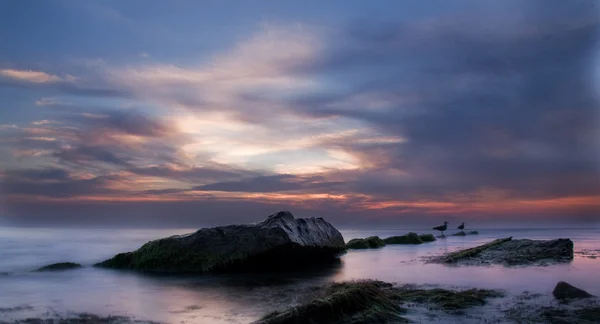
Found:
<box><xmin>419</xmin><ymin>234</ymin><xmax>436</xmax><ymax>242</ymax></box>
<box><xmin>439</xmin><ymin>237</ymin><xmax>512</xmax><ymax>263</ymax></box>
<box><xmin>394</xmin><ymin>286</ymin><xmax>503</xmax><ymax>310</ymax></box>
<box><xmin>96</xmin><ymin>239</ymin><xmax>251</xmax><ymax>272</ymax></box>
<box><xmin>347</xmin><ymin>236</ymin><xmax>386</xmax><ymax>249</ymax></box>
<box><xmin>95</xmin><ymin>212</ymin><xmax>347</xmax><ymax>273</ymax></box>
<box><xmin>254</xmin><ymin>280</ymin><xmax>407</xmax><ymax>324</ymax></box>
<box><xmin>383</xmin><ymin>232</ymin><xmax>422</xmax><ymax>245</ymax></box>
<box><xmin>255</xmin><ymin>280</ymin><xmax>504</xmax><ymax>323</ymax></box>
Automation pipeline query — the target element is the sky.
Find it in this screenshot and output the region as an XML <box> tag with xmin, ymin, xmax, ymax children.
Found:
<box><xmin>0</xmin><ymin>0</ymin><xmax>599</xmax><ymax>228</ymax></box>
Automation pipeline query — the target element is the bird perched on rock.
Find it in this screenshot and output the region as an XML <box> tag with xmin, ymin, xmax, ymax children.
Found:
<box><xmin>433</xmin><ymin>222</ymin><xmax>448</xmax><ymax>236</ymax></box>
<box><xmin>457</xmin><ymin>222</ymin><xmax>465</xmax><ymax>230</ymax></box>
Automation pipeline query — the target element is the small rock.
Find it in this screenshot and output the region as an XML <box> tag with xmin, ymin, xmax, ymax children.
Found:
<box><xmin>383</xmin><ymin>232</ymin><xmax>422</xmax><ymax>245</ymax></box>
<box><xmin>36</xmin><ymin>262</ymin><xmax>82</xmax><ymax>272</ymax></box>
<box><xmin>452</xmin><ymin>231</ymin><xmax>467</xmax><ymax>236</ymax></box>
<box><xmin>552</xmin><ymin>281</ymin><xmax>593</xmax><ymax>300</ymax></box>
<box><xmin>419</xmin><ymin>234</ymin><xmax>436</xmax><ymax>242</ymax></box>
<box><xmin>467</xmin><ymin>231</ymin><xmax>479</xmax><ymax>235</ymax></box>
<box><xmin>347</xmin><ymin>236</ymin><xmax>386</xmax><ymax>249</ymax></box>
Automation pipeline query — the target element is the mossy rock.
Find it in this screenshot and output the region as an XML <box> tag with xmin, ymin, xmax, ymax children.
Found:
<box><xmin>432</xmin><ymin>237</ymin><xmax>574</xmax><ymax>266</ymax></box>
<box><xmin>255</xmin><ymin>280</ymin><xmax>504</xmax><ymax>324</ymax></box>
<box><xmin>394</xmin><ymin>286</ymin><xmax>503</xmax><ymax>311</ymax></box>
<box><xmin>35</xmin><ymin>262</ymin><xmax>82</xmax><ymax>272</ymax></box>
<box><xmin>254</xmin><ymin>280</ymin><xmax>407</xmax><ymax>324</ymax></box>
<box><xmin>96</xmin><ymin>211</ymin><xmax>347</xmax><ymax>273</ymax></box>
<box><xmin>419</xmin><ymin>234</ymin><xmax>436</xmax><ymax>242</ymax></box>
<box><xmin>347</xmin><ymin>236</ymin><xmax>386</xmax><ymax>249</ymax></box>
<box><xmin>438</xmin><ymin>237</ymin><xmax>512</xmax><ymax>263</ymax></box>
<box><xmin>383</xmin><ymin>232</ymin><xmax>422</xmax><ymax>245</ymax></box>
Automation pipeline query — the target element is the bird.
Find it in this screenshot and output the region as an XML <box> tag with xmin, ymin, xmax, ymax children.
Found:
<box><xmin>457</xmin><ymin>222</ymin><xmax>465</xmax><ymax>230</ymax></box>
<box><xmin>433</xmin><ymin>222</ymin><xmax>448</xmax><ymax>236</ymax></box>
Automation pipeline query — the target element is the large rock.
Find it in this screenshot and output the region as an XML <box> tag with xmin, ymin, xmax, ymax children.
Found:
<box><xmin>96</xmin><ymin>211</ymin><xmax>346</xmax><ymax>273</ymax></box>
<box><xmin>431</xmin><ymin>237</ymin><xmax>573</xmax><ymax>266</ymax></box>
<box><xmin>553</xmin><ymin>281</ymin><xmax>594</xmax><ymax>300</ymax></box>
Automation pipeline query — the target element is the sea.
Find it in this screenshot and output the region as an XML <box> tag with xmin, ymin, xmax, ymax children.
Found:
<box><xmin>0</xmin><ymin>227</ymin><xmax>599</xmax><ymax>323</ymax></box>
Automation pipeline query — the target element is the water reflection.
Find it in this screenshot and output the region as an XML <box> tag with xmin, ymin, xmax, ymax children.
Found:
<box><xmin>0</xmin><ymin>227</ymin><xmax>599</xmax><ymax>323</ymax></box>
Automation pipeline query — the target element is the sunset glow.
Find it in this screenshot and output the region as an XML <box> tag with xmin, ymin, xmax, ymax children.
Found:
<box><xmin>0</xmin><ymin>0</ymin><xmax>598</xmax><ymax>227</ymax></box>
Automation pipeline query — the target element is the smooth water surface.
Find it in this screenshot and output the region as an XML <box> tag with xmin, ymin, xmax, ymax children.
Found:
<box><xmin>1</xmin><ymin>227</ymin><xmax>599</xmax><ymax>323</ymax></box>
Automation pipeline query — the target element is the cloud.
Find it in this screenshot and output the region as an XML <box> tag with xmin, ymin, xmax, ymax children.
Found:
<box><xmin>0</xmin><ymin>168</ymin><xmax>120</xmax><ymax>198</ymax></box>
<box><xmin>1</xmin><ymin>1</ymin><xmax>599</xmax><ymax>226</ymax></box>
<box><xmin>31</xmin><ymin>120</ymin><xmax>56</xmax><ymax>126</ymax></box>
<box><xmin>195</xmin><ymin>174</ymin><xmax>343</xmax><ymax>193</ymax></box>
<box><xmin>0</xmin><ymin>124</ymin><xmax>18</xmax><ymax>130</ymax></box>
<box><xmin>1</xmin><ymin>108</ymin><xmax>187</xmax><ymax>170</ymax></box>
<box><xmin>0</xmin><ymin>69</ymin><xmax>64</xmax><ymax>83</ymax></box>
<box><xmin>35</xmin><ymin>98</ymin><xmax>72</xmax><ymax>107</ymax></box>
<box><xmin>102</xmin><ymin>24</ymin><xmax>321</xmax><ymax>122</ymax></box>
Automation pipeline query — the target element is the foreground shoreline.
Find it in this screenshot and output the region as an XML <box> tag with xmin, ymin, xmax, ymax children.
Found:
<box><xmin>2</xmin><ymin>279</ymin><xmax>598</xmax><ymax>324</ymax></box>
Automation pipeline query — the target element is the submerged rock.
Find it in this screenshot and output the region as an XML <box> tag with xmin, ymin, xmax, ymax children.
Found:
<box><xmin>452</xmin><ymin>231</ymin><xmax>467</xmax><ymax>236</ymax></box>
<box><xmin>383</xmin><ymin>232</ymin><xmax>437</xmax><ymax>245</ymax></box>
<box><xmin>383</xmin><ymin>232</ymin><xmax>422</xmax><ymax>245</ymax></box>
<box><xmin>96</xmin><ymin>211</ymin><xmax>346</xmax><ymax>273</ymax></box>
<box><xmin>467</xmin><ymin>231</ymin><xmax>479</xmax><ymax>235</ymax></box>
<box><xmin>254</xmin><ymin>281</ymin><xmax>407</xmax><ymax>324</ymax></box>
<box><xmin>346</xmin><ymin>236</ymin><xmax>385</xmax><ymax>249</ymax></box>
<box><xmin>419</xmin><ymin>234</ymin><xmax>436</xmax><ymax>242</ymax></box>
<box><xmin>254</xmin><ymin>280</ymin><xmax>503</xmax><ymax>324</ymax></box>
<box><xmin>553</xmin><ymin>281</ymin><xmax>594</xmax><ymax>300</ymax></box>
<box><xmin>431</xmin><ymin>237</ymin><xmax>573</xmax><ymax>266</ymax></box>
<box><xmin>36</xmin><ymin>262</ymin><xmax>82</xmax><ymax>272</ymax></box>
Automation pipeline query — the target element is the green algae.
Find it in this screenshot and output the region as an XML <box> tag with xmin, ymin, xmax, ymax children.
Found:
<box><xmin>383</xmin><ymin>232</ymin><xmax>422</xmax><ymax>245</ymax></box>
<box><xmin>348</xmin><ymin>233</ymin><xmax>436</xmax><ymax>249</ymax></box>
<box><xmin>255</xmin><ymin>280</ymin><xmax>504</xmax><ymax>324</ymax></box>
<box><xmin>419</xmin><ymin>234</ymin><xmax>436</xmax><ymax>242</ymax></box>
<box><xmin>256</xmin><ymin>280</ymin><xmax>407</xmax><ymax>324</ymax></box>
<box><xmin>96</xmin><ymin>239</ymin><xmax>250</xmax><ymax>272</ymax></box>
<box><xmin>439</xmin><ymin>237</ymin><xmax>512</xmax><ymax>263</ymax></box>
<box><xmin>394</xmin><ymin>286</ymin><xmax>504</xmax><ymax>311</ymax></box>
<box><xmin>346</xmin><ymin>236</ymin><xmax>386</xmax><ymax>249</ymax></box>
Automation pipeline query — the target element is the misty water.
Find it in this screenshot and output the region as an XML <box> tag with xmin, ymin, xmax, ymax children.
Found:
<box><xmin>1</xmin><ymin>227</ymin><xmax>599</xmax><ymax>323</ymax></box>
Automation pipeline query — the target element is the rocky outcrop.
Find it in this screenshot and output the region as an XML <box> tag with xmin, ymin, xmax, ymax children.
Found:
<box><xmin>36</xmin><ymin>262</ymin><xmax>82</xmax><ymax>272</ymax></box>
<box><xmin>431</xmin><ymin>237</ymin><xmax>573</xmax><ymax>266</ymax></box>
<box><xmin>253</xmin><ymin>281</ymin><xmax>405</xmax><ymax>324</ymax></box>
<box><xmin>348</xmin><ymin>233</ymin><xmax>436</xmax><ymax>249</ymax></box>
<box><xmin>96</xmin><ymin>211</ymin><xmax>346</xmax><ymax>273</ymax></box>
<box><xmin>346</xmin><ymin>236</ymin><xmax>385</xmax><ymax>249</ymax></box>
<box><xmin>383</xmin><ymin>233</ymin><xmax>437</xmax><ymax>245</ymax></box>
<box><xmin>254</xmin><ymin>280</ymin><xmax>503</xmax><ymax>324</ymax></box>
<box><xmin>553</xmin><ymin>281</ymin><xmax>594</xmax><ymax>300</ymax></box>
